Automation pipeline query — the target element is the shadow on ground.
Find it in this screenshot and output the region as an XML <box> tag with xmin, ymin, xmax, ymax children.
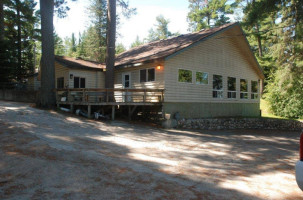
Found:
<box><xmin>0</xmin><ymin>101</ymin><xmax>301</xmax><ymax>199</ymax></box>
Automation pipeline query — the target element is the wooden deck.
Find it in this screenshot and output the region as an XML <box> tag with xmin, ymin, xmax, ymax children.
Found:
<box><xmin>55</xmin><ymin>88</ymin><xmax>165</xmax><ymax>119</ymax></box>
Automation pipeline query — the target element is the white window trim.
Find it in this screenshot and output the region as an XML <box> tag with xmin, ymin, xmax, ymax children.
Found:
<box><xmin>213</xmin><ymin>90</ymin><xmax>224</xmax><ymax>99</ymax></box>
<box><xmin>195</xmin><ymin>71</ymin><xmax>209</xmax><ymax>85</ymax></box>
<box><xmin>227</xmin><ymin>91</ymin><xmax>237</xmax><ymax>99</ymax></box>
<box><xmin>74</xmin><ymin>76</ymin><xmax>86</xmax><ymax>89</ymax></box>
<box><xmin>139</xmin><ymin>68</ymin><xmax>156</xmax><ymax>83</ymax></box>
<box><xmin>178</xmin><ymin>68</ymin><xmax>193</xmax><ymax>84</ymax></box>
<box><xmin>251</xmin><ymin>80</ymin><xmax>259</xmax><ymax>100</ymax></box>
<box><xmin>227</xmin><ymin>77</ymin><xmax>237</xmax><ymax>99</ymax></box>
<box><xmin>240</xmin><ymin>92</ymin><xmax>249</xmax><ymax>99</ymax></box>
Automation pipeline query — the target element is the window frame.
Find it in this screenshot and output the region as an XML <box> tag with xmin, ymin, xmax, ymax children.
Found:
<box><xmin>74</xmin><ymin>76</ymin><xmax>86</xmax><ymax>89</ymax></box>
<box><xmin>196</xmin><ymin>71</ymin><xmax>209</xmax><ymax>85</ymax></box>
<box><xmin>178</xmin><ymin>68</ymin><xmax>193</xmax><ymax>84</ymax></box>
<box><xmin>213</xmin><ymin>74</ymin><xmax>223</xmax><ymax>99</ymax></box>
<box><xmin>227</xmin><ymin>77</ymin><xmax>236</xmax><ymax>99</ymax></box>
<box><xmin>251</xmin><ymin>80</ymin><xmax>258</xmax><ymax>99</ymax></box>
<box><xmin>240</xmin><ymin>79</ymin><xmax>248</xmax><ymax>99</ymax></box>
<box><xmin>57</xmin><ymin>77</ymin><xmax>64</xmax><ymax>89</ymax></box>
<box><xmin>139</xmin><ymin>68</ymin><xmax>156</xmax><ymax>83</ymax></box>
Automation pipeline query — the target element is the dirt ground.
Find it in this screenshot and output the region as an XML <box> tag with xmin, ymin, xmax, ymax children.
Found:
<box><xmin>0</xmin><ymin>100</ymin><xmax>302</xmax><ymax>200</ymax></box>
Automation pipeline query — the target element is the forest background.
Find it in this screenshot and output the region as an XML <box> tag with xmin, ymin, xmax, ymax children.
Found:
<box><xmin>0</xmin><ymin>0</ymin><xmax>302</xmax><ymax>118</ymax></box>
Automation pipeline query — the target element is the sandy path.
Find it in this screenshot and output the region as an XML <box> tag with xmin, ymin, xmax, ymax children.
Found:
<box><xmin>0</xmin><ymin>100</ymin><xmax>302</xmax><ymax>199</ymax></box>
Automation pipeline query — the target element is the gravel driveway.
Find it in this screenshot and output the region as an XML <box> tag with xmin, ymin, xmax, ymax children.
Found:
<box><xmin>0</xmin><ymin>100</ymin><xmax>302</xmax><ymax>199</ymax></box>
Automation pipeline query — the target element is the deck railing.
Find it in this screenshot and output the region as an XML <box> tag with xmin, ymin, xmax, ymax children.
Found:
<box><xmin>55</xmin><ymin>88</ymin><xmax>165</xmax><ymax>104</ymax></box>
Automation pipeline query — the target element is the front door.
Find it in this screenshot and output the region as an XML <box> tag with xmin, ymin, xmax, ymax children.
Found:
<box><xmin>122</xmin><ymin>73</ymin><xmax>131</xmax><ymax>102</ymax></box>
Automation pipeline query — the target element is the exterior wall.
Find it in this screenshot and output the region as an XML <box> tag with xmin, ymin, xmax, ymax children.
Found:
<box><xmin>114</xmin><ymin>62</ymin><xmax>165</xmax><ymax>89</ymax></box>
<box><xmin>68</xmin><ymin>69</ymin><xmax>104</xmax><ymax>88</ymax></box>
<box><xmin>55</xmin><ymin>62</ymin><xmax>69</xmax><ymax>88</ymax></box>
<box><xmin>164</xmin><ymin>31</ymin><xmax>261</xmax><ymax>104</ymax></box>
<box><xmin>163</xmin><ymin>102</ymin><xmax>260</xmax><ymax>119</ymax></box>
<box><xmin>55</xmin><ymin>62</ymin><xmax>105</xmax><ymax>89</ymax></box>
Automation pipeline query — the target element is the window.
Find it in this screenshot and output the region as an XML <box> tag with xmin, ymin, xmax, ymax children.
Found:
<box><xmin>196</xmin><ymin>72</ymin><xmax>208</xmax><ymax>84</ymax></box>
<box><xmin>140</xmin><ymin>68</ymin><xmax>155</xmax><ymax>82</ymax></box>
<box><xmin>251</xmin><ymin>80</ymin><xmax>258</xmax><ymax>99</ymax></box>
<box><xmin>240</xmin><ymin>79</ymin><xmax>248</xmax><ymax>99</ymax></box>
<box><xmin>178</xmin><ymin>69</ymin><xmax>192</xmax><ymax>83</ymax></box>
<box><xmin>74</xmin><ymin>77</ymin><xmax>86</xmax><ymax>88</ymax></box>
<box><xmin>213</xmin><ymin>75</ymin><xmax>223</xmax><ymax>98</ymax></box>
<box><xmin>57</xmin><ymin>77</ymin><xmax>64</xmax><ymax>89</ymax></box>
<box><xmin>227</xmin><ymin>77</ymin><xmax>236</xmax><ymax>99</ymax></box>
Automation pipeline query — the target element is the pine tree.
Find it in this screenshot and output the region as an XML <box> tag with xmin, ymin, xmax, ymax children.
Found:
<box><xmin>187</xmin><ymin>0</ymin><xmax>239</xmax><ymax>31</ymax></box>
<box><xmin>246</xmin><ymin>0</ymin><xmax>303</xmax><ymax>118</ymax></box>
<box><xmin>130</xmin><ymin>35</ymin><xmax>144</xmax><ymax>48</ymax></box>
<box><xmin>146</xmin><ymin>15</ymin><xmax>178</xmax><ymax>42</ymax></box>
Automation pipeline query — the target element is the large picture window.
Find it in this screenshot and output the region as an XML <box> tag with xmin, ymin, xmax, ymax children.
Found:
<box><xmin>196</xmin><ymin>72</ymin><xmax>208</xmax><ymax>85</ymax></box>
<box><xmin>57</xmin><ymin>77</ymin><xmax>64</xmax><ymax>89</ymax></box>
<box><xmin>140</xmin><ymin>68</ymin><xmax>155</xmax><ymax>82</ymax></box>
<box><xmin>227</xmin><ymin>77</ymin><xmax>236</xmax><ymax>99</ymax></box>
<box><xmin>178</xmin><ymin>69</ymin><xmax>192</xmax><ymax>83</ymax></box>
<box><xmin>74</xmin><ymin>77</ymin><xmax>86</xmax><ymax>88</ymax></box>
<box><xmin>251</xmin><ymin>81</ymin><xmax>258</xmax><ymax>99</ymax></box>
<box><xmin>213</xmin><ymin>75</ymin><xmax>223</xmax><ymax>98</ymax></box>
<box><xmin>240</xmin><ymin>79</ymin><xmax>248</xmax><ymax>99</ymax></box>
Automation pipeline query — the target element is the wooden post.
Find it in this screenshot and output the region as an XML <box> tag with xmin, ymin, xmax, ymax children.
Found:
<box><xmin>112</xmin><ymin>105</ymin><xmax>115</xmax><ymax>120</ymax></box>
<box><xmin>70</xmin><ymin>104</ymin><xmax>74</xmax><ymax>113</ymax></box>
<box><xmin>82</xmin><ymin>89</ymin><xmax>85</xmax><ymax>102</ymax></box>
<box><xmin>161</xmin><ymin>90</ymin><xmax>164</xmax><ymax>102</ymax></box>
<box><xmin>106</xmin><ymin>89</ymin><xmax>109</xmax><ymax>102</ymax></box>
<box><xmin>128</xmin><ymin>106</ymin><xmax>131</xmax><ymax>121</ymax></box>
<box><xmin>143</xmin><ymin>89</ymin><xmax>146</xmax><ymax>102</ymax></box>
<box><xmin>88</xmin><ymin>105</ymin><xmax>92</xmax><ymax>119</ymax></box>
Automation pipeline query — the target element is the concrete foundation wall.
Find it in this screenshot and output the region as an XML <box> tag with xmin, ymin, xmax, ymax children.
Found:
<box><xmin>163</xmin><ymin>102</ymin><xmax>260</xmax><ymax>119</ymax></box>
<box><xmin>0</xmin><ymin>90</ymin><xmax>37</xmax><ymax>103</ymax></box>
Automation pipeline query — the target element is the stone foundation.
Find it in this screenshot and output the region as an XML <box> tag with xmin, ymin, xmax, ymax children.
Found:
<box><xmin>176</xmin><ymin>118</ymin><xmax>303</xmax><ymax>131</ymax></box>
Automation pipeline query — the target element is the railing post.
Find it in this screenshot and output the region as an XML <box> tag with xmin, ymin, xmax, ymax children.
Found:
<box><xmin>143</xmin><ymin>89</ymin><xmax>146</xmax><ymax>102</ymax></box>
<box><xmin>126</xmin><ymin>89</ymin><xmax>128</xmax><ymax>102</ymax></box>
<box><xmin>161</xmin><ymin>90</ymin><xmax>164</xmax><ymax>102</ymax></box>
<box><xmin>106</xmin><ymin>89</ymin><xmax>109</xmax><ymax>102</ymax></box>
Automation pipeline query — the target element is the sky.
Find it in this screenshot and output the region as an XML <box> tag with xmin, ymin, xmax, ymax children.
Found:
<box><xmin>54</xmin><ymin>0</ymin><xmax>190</xmax><ymax>49</ymax></box>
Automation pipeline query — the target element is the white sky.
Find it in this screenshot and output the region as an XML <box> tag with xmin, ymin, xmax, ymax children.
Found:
<box><xmin>54</xmin><ymin>0</ymin><xmax>190</xmax><ymax>49</ymax></box>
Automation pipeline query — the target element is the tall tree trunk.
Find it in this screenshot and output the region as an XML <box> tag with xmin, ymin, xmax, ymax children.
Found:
<box><xmin>0</xmin><ymin>0</ymin><xmax>4</xmax><ymax>41</ymax></box>
<box><xmin>39</xmin><ymin>0</ymin><xmax>55</xmax><ymax>107</ymax></box>
<box><xmin>255</xmin><ymin>24</ymin><xmax>263</xmax><ymax>57</ymax></box>
<box><xmin>16</xmin><ymin>0</ymin><xmax>22</xmax><ymax>80</ymax></box>
<box><xmin>105</xmin><ymin>0</ymin><xmax>116</xmax><ymax>90</ymax></box>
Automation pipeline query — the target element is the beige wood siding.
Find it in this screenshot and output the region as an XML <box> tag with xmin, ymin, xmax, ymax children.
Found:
<box><xmin>55</xmin><ymin>62</ymin><xmax>69</xmax><ymax>88</ymax></box>
<box><xmin>68</xmin><ymin>70</ymin><xmax>105</xmax><ymax>88</ymax></box>
<box><xmin>114</xmin><ymin>63</ymin><xmax>164</xmax><ymax>89</ymax></box>
<box><xmin>164</xmin><ymin>31</ymin><xmax>261</xmax><ymax>103</ymax></box>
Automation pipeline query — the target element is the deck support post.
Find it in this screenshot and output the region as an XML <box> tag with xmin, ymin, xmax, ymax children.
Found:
<box><xmin>128</xmin><ymin>106</ymin><xmax>137</xmax><ymax>121</ymax></box>
<box><xmin>112</xmin><ymin>105</ymin><xmax>115</xmax><ymax>120</ymax></box>
<box><xmin>70</xmin><ymin>104</ymin><xmax>74</xmax><ymax>113</ymax></box>
<box><xmin>88</xmin><ymin>105</ymin><xmax>92</xmax><ymax>119</ymax></box>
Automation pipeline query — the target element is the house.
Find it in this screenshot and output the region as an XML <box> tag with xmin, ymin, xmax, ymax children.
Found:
<box><xmin>113</xmin><ymin>22</ymin><xmax>264</xmax><ymax>118</ymax></box>
<box><xmin>52</xmin><ymin>56</ymin><xmax>105</xmax><ymax>89</ymax></box>
<box><xmin>51</xmin><ymin>22</ymin><xmax>263</xmax><ymax>119</ymax></box>
<box><xmin>29</xmin><ymin>56</ymin><xmax>106</xmax><ymax>90</ymax></box>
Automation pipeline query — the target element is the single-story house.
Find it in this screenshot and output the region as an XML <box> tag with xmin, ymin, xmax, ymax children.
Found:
<box><xmin>113</xmin><ymin>22</ymin><xmax>264</xmax><ymax>118</ymax></box>
<box><xmin>35</xmin><ymin>22</ymin><xmax>264</xmax><ymax>119</ymax></box>
<box><xmin>28</xmin><ymin>56</ymin><xmax>106</xmax><ymax>90</ymax></box>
